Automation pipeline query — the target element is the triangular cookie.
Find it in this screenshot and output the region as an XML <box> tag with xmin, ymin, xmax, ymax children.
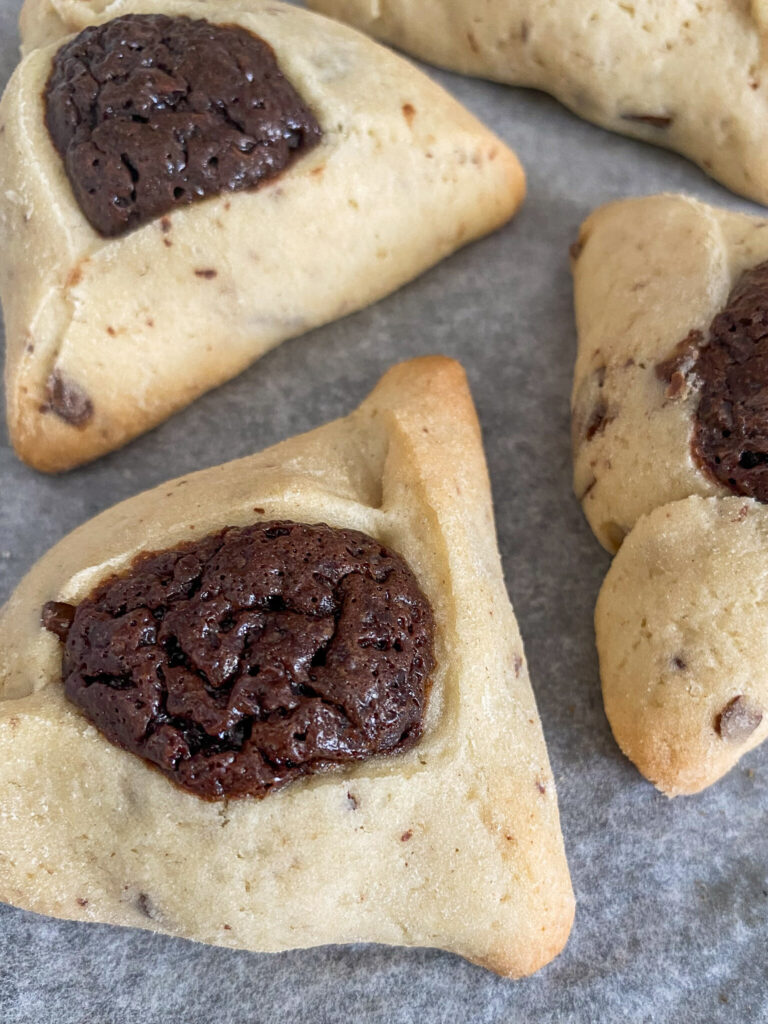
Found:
<box><xmin>307</xmin><ymin>0</ymin><xmax>768</xmax><ymax>204</ymax></box>
<box><xmin>0</xmin><ymin>1</ymin><xmax>524</xmax><ymax>472</ymax></box>
<box><xmin>0</xmin><ymin>357</ymin><xmax>573</xmax><ymax>977</ymax></box>
<box><xmin>597</xmin><ymin>495</ymin><xmax>768</xmax><ymax>796</ymax></box>
<box><xmin>571</xmin><ymin>194</ymin><xmax>768</xmax><ymax>553</ymax></box>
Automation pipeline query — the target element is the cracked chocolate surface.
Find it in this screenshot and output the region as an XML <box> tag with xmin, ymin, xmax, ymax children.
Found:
<box><xmin>689</xmin><ymin>261</ymin><xmax>768</xmax><ymax>501</ymax></box>
<box><xmin>45</xmin><ymin>14</ymin><xmax>322</xmax><ymax>236</ymax></box>
<box><xmin>43</xmin><ymin>521</ymin><xmax>434</xmax><ymax>799</ymax></box>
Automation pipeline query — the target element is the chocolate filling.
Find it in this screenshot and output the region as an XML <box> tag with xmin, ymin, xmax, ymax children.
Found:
<box><xmin>692</xmin><ymin>263</ymin><xmax>768</xmax><ymax>499</ymax></box>
<box><xmin>45</xmin><ymin>14</ymin><xmax>322</xmax><ymax>237</ymax></box>
<box><xmin>42</xmin><ymin>521</ymin><xmax>434</xmax><ymax>800</ymax></box>
<box><xmin>657</xmin><ymin>261</ymin><xmax>768</xmax><ymax>502</ymax></box>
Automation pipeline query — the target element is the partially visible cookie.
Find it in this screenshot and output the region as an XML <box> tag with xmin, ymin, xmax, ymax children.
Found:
<box><xmin>571</xmin><ymin>194</ymin><xmax>768</xmax><ymax>552</ymax></box>
<box><xmin>0</xmin><ymin>357</ymin><xmax>573</xmax><ymax>978</ymax></box>
<box><xmin>596</xmin><ymin>495</ymin><xmax>768</xmax><ymax>797</ymax></box>
<box><xmin>1</xmin><ymin>0</ymin><xmax>524</xmax><ymax>471</ymax></box>
<box><xmin>307</xmin><ymin>0</ymin><xmax>768</xmax><ymax>205</ymax></box>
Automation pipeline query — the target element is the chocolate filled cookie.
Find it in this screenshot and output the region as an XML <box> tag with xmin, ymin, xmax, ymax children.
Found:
<box><xmin>0</xmin><ymin>358</ymin><xmax>573</xmax><ymax>977</ymax></box>
<box><xmin>0</xmin><ymin>0</ymin><xmax>525</xmax><ymax>472</ymax></box>
<box><xmin>571</xmin><ymin>194</ymin><xmax>768</xmax><ymax>553</ymax></box>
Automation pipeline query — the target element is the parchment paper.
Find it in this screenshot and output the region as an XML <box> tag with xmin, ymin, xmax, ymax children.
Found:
<box><xmin>0</xmin><ymin>3</ymin><xmax>766</xmax><ymax>1021</ymax></box>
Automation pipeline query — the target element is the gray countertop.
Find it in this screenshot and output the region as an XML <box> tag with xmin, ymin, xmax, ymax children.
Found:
<box><xmin>1</xmin><ymin>3</ymin><xmax>766</xmax><ymax>1022</ymax></box>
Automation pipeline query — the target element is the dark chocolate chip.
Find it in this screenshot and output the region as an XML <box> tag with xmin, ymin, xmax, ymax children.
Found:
<box><xmin>585</xmin><ymin>401</ymin><xmax>613</xmax><ymax>441</ymax></box>
<box><xmin>578</xmin><ymin>477</ymin><xmax>597</xmax><ymax>501</ymax></box>
<box><xmin>572</xmin><ymin>365</ymin><xmax>609</xmax><ymax>451</ymax></box>
<box><xmin>656</xmin><ymin>330</ymin><xmax>703</xmax><ymax>400</ymax></box>
<box><xmin>716</xmin><ymin>695</ymin><xmax>763</xmax><ymax>743</ymax></box>
<box><xmin>41</xmin><ymin>600</ymin><xmax>76</xmax><ymax>641</ymax></box>
<box><xmin>136</xmin><ymin>892</ymin><xmax>156</xmax><ymax>919</ymax></box>
<box><xmin>46</xmin><ymin>371</ymin><xmax>94</xmax><ymax>427</ymax></box>
<box><xmin>620</xmin><ymin>112</ymin><xmax>674</xmax><ymax>128</ymax></box>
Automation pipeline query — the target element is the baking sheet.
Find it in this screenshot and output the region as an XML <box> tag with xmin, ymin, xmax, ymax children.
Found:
<box><xmin>0</xmin><ymin>3</ymin><xmax>766</xmax><ymax>1021</ymax></box>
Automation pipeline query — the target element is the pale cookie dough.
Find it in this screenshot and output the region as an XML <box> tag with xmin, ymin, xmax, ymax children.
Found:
<box><xmin>571</xmin><ymin>193</ymin><xmax>768</xmax><ymax>554</ymax></box>
<box><xmin>0</xmin><ymin>357</ymin><xmax>574</xmax><ymax>978</ymax></box>
<box><xmin>0</xmin><ymin>0</ymin><xmax>524</xmax><ymax>472</ymax></box>
<box><xmin>307</xmin><ymin>0</ymin><xmax>768</xmax><ymax>204</ymax></box>
<box><xmin>596</xmin><ymin>495</ymin><xmax>768</xmax><ymax>797</ymax></box>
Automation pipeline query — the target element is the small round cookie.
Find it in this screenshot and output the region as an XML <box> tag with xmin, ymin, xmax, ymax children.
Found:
<box><xmin>596</xmin><ymin>495</ymin><xmax>768</xmax><ymax>796</ymax></box>
<box><xmin>572</xmin><ymin>194</ymin><xmax>768</xmax><ymax>552</ymax></box>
